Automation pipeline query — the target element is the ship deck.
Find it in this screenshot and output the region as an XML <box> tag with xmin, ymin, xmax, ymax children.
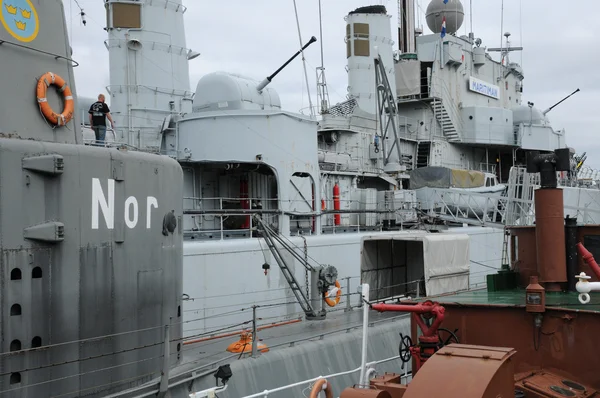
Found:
<box><xmin>109</xmin><ymin>306</ymin><xmax>411</xmax><ymax>397</ymax></box>
<box><xmin>426</xmin><ymin>288</ymin><xmax>600</xmax><ymax>313</ymax></box>
<box><xmin>174</xmin><ymin>307</ymin><xmax>407</xmax><ymax>378</ymax></box>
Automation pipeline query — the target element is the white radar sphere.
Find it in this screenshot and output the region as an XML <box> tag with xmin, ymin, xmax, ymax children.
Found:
<box><xmin>425</xmin><ymin>0</ymin><xmax>465</xmax><ymax>35</ymax></box>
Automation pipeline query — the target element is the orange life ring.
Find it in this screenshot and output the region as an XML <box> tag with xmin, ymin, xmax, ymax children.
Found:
<box><xmin>36</xmin><ymin>72</ymin><xmax>75</xmax><ymax>126</ymax></box>
<box><xmin>309</xmin><ymin>378</ymin><xmax>333</xmax><ymax>398</ymax></box>
<box><xmin>324</xmin><ymin>280</ymin><xmax>342</xmax><ymax>308</ymax></box>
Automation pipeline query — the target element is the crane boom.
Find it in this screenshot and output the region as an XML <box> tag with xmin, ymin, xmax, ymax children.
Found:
<box><xmin>254</xmin><ymin>215</ymin><xmax>338</xmax><ymax>320</ymax></box>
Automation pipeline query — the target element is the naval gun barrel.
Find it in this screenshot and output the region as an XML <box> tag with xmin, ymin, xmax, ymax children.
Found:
<box><xmin>256</xmin><ymin>36</ymin><xmax>317</xmax><ymax>92</ymax></box>
<box><xmin>543</xmin><ymin>88</ymin><xmax>580</xmax><ymax>115</ymax></box>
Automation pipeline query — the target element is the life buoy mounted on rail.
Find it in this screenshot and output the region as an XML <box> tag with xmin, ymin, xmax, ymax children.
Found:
<box><xmin>309</xmin><ymin>378</ymin><xmax>333</xmax><ymax>398</ymax></box>
<box><xmin>324</xmin><ymin>280</ymin><xmax>342</xmax><ymax>307</ymax></box>
<box><xmin>36</xmin><ymin>72</ymin><xmax>75</xmax><ymax>126</ymax></box>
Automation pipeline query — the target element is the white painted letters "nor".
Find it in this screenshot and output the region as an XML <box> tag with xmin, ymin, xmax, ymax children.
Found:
<box><xmin>91</xmin><ymin>178</ymin><xmax>159</xmax><ymax>230</ymax></box>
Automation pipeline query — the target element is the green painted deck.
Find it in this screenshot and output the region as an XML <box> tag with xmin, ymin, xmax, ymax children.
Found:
<box><xmin>423</xmin><ymin>289</ymin><xmax>600</xmax><ymax>313</ymax></box>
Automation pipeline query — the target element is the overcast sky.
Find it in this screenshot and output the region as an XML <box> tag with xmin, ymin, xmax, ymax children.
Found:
<box><xmin>67</xmin><ymin>0</ymin><xmax>599</xmax><ymax>168</ymax></box>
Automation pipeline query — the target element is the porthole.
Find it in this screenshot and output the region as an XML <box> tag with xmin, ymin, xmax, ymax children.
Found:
<box><xmin>10</xmin><ymin>373</ymin><xmax>21</xmax><ymax>384</ymax></box>
<box><xmin>10</xmin><ymin>268</ymin><xmax>21</xmax><ymax>280</ymax></box>
<box><xmin>32</xmin><ymin>267</ymin><xmax>42</xmax><ymax>279</ymax></box>
<box><xmin>10</xmin><ymin>304</ymin><xmax>21</xmax><ymax>316</ymax></box>
<box><xmin>10</xmin><ymin>340</ymin><xmax>21</xmax><ymax>351</ymax></box>
<box><xmin>31</xmin><ymin>336</ymin><xmax>42</xmax><ymax>348</ymax></box>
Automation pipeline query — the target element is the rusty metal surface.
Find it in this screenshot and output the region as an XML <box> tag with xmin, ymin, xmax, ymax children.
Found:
<box><xmin>515</xmin><ymin>370</ymin><xmax>597</xmax><ymax>397</ymax></box>
<box><xmin>370</xmin><ymin>373</ymin><xmax>402</xmax><ymax>385</ymax></box>
<box><xmin>403</xmin><ymin>344</ymin><xmax>516</xmax><ymax>398</ymax></box>
<box><xmin>371</xmin><ymin>382</ymin><xmax>407</xmax><ymax>398</ymax></box>
<box><xmin>437</xmin><ymin>305</ymin><xmax>600</xmax><ymax>390</ymax></box>
<box><xmin>339</xmin><ymin>388</ymin><xmax>393</xmax><ymax>397</ymax></box>
<box><xmin>370</xmin><ymin>374</ymin><xmax>407</xmax><ymax>398</ymax></box>
<box><xmin>508</xmin><ymin>225</ymin><xmax>600</xmax><ymax>286</ymax></box>
<box><xmin>534</xmin><ymin>189</ymin><xmax>567</xmax><ymax>290</ymax></box>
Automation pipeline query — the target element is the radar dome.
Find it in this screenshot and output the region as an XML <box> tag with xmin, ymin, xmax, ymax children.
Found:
<box><xmin>426</xmin><ymin>0</ymin><xmax>464</xmax><ymax>35</ymax></box>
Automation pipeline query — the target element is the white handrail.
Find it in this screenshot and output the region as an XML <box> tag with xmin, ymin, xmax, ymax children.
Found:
<box><xmin>240</xmin><ymin>355</ymin><xmax>402</xmax><ymax>398</ymax></box>
<box><xmin>358</xmin><ymin>283</ymin><xmax>370</xmax><ymax>387</ymax></box>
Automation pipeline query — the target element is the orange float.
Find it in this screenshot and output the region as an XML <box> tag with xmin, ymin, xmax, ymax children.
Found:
<box><xmin>309</xmin><ymin>378</ymin><xmax>333</xmax><ymax>398</ymax></box>
<box><xmin>324</xmin><ymin>280</ymin><xmax>342</xmax><ymax>307</ymax></box>
<box><xmin>225</xmin><ymin>332</ymin><xmax>269</xmax><ymax>354</ymax></box>
<box><xmin>36</xmin><ymin>72</ymin><xmax>74</xmax><ymax>126</ymax></box>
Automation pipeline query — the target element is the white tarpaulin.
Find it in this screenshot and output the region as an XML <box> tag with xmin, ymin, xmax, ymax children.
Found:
<box><xmin>395</xmin><ymin>60</ymin><xmax>421</xmax><ymax>97</ymax></box>
<box><xmin>360</xmin><ymin>233</ymin><xmax>470</xmax><ymax>299</ymax></box>
<box><xmin>422</xmin><ymin>234</ymin><xmax>470</xmax><ymax>296</ymax></box>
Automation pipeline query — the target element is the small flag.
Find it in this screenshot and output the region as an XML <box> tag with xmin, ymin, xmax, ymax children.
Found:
<box><xmin>441</xmin><ymin>16</ymin><xmax>446</xmax><ymax>38</ymax></box>
<box><xmin>443</xmin><ymin>0</ymin><xmax>449</xmax><ymax>3</ymax></box>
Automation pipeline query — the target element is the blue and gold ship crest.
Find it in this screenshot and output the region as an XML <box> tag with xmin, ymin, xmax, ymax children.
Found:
<box><xmin>1</xmin><ymin>0</ymin><xmax>38</xmax><ymax>42</ymax></box>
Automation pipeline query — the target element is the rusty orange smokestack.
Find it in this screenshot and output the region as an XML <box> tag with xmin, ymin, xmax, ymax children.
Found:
<box><xmin>533</xmin><ymin>189</ymin><xmax>566</xmax><ymax>291</ymax></box>
<box><xmin>526</xmin><ymin>149</ymin><xmax>572</xmax><ymax>291</ymax></box>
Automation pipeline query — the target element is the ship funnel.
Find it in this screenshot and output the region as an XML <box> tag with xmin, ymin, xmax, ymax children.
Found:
<box><xmin>0</xmin><ymin>0</ymin><xmax>81</xmax><ymax>143</ymax></box>
<box><xmin>256</xmin><ymin>36</ymin><xmax>317</xmax><ymax>93</ymax></box>
<box><xmin>526</xmin><ymin>149</ymin><xmax>572</xmax><ymax>292</ymax></box>
<box><xmin>345</xmin><ymin>5</ymin><xmax>396</xmax><ymax>115</ymax></box>
<box><xmin>105</xmin><ymin>0</ymin><xmax>193</xmax><ymax>149</ymax></box>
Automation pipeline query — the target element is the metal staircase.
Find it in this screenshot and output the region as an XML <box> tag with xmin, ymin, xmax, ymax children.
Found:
<box><xmin>432</xmin><ymin>98</ymin><xmax>460</xmax><ymax>142</ymax></box>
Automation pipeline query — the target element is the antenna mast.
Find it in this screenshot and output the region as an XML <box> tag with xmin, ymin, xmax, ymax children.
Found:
<box><xmin>292</xmin><ymin>0</ymin><xmax>315</xmax><ymax>117</ymax></box>
<box><xmin>499</xmin><ymin>0</ymin><xmax>504</xmax><ymax>63</ymax></box>
<box><xmin>316</xmin><ymin>0</ymin><xmax>330</xmax><ymax>114</ymax></box>
<box><xmin>487</xmin><ymin>32</ymin><xmax>523</xmax><ymax>65</ymax></box>
<box><xmin>469</xmin><ymin>0</ymin><xmax>473</xmax><ymax>37</ymax></box>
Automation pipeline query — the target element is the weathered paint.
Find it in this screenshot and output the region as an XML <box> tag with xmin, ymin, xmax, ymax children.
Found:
<box><xmin>425</xmin><ymin>300</ymin><xmax>600</xmax><ymax>389</ymax></box>
<box><xmin>0</xmin><ymin>140</ymin><xmax>184</xmax><ymax>397</ymax></box>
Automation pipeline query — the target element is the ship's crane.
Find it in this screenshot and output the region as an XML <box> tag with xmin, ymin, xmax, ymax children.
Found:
<box><xmin>253</xmin><ymin>215</ymin><xmax>339</xmax><ymax>320</ymax></box>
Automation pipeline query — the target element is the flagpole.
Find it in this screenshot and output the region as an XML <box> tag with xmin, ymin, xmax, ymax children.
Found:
<box><xmin>440</xmin><ymin>10</ymin><xmax>446</xmax><ymax>69</ymax></box>
<box><xmin>440</xmin><ymin>36</ymin><xmax>444</xmax><ymax>68</ymax></box>
<box><xmin>439</xmin><ymin>1</ymin><xmax>448</xmax><ymax>67</ymax></box>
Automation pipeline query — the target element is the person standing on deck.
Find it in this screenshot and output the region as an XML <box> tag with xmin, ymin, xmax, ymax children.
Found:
<box><xmin>88</xmin><ymin>94</ymin><xmax>115</xmax><ymax>146</ymax></box>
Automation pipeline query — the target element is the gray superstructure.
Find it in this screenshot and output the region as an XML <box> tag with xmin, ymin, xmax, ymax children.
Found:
<box><xmin>97</xmin><ymin>0</ymin><xmax>585</xmax><ymax>342</ymax></box>
<box><xmin>0</xmin><ymin>1</ymin><xmax>183</xmax><ymax>396</ymax></box>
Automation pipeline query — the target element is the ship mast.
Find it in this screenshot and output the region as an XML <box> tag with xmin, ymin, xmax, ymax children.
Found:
<box><xmin>487</xmin><ymin>32</ymin><xmax>523</xmax><ymax>66</ymax></box>
<box><xmin>398</xmin><ymin>0</ymin><xmax>416</xmax><ymax>53</ymax></box>
<box><xmin>292</xmin><ymin>0</ymin><xmax>315</xmax><ymax>117</ymax></box>
<box><xmin>316</xmin><ymin>0</ymin><xmax>330</xmax><ymax>114</ymax></box>
<box><xmin>487</xmin><ymin>1</ymin><xmax>522</xmax><ymax>67</ymax></box>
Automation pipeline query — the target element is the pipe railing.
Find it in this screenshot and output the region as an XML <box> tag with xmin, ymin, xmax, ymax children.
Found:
<box><xmin>239</xmin><ymin>355</ymin><xmax>405</xmax><ymax>398</ymax></box>
<box><xmin>183</xmin><ymin>195</ymin><xmax>422</xmax><ymax>237</ymax></box>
